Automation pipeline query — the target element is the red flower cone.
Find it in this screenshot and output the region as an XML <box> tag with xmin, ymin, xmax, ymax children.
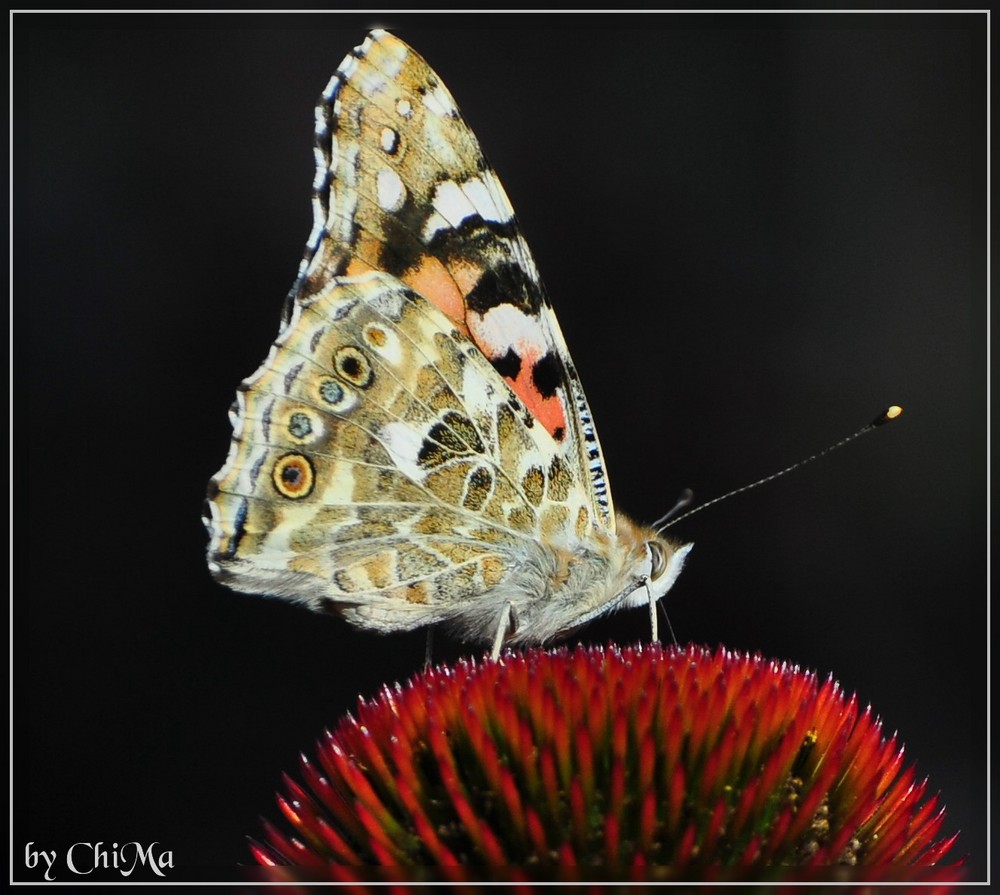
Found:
<box><xmin>248</xmin><ymin>644</ymin><xmax>962</xmax><ymax>885</ymax></box>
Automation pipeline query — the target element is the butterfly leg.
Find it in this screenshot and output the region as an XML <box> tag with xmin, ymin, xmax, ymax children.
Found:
<box><xmin>490</xmin><ymin>602</ymin><xmax>514</xmax><ymax>661</ymax></box>
<box><xmin>657</xmin><ymin>600</ymin><xmax>680</xmax><ymax>647</ymax></box>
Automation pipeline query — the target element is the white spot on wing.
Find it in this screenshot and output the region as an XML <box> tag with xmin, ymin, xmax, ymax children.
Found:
<box><xmin>363</xmin><ymin>323</ymin><xmax>403</xmax><ymax>366</ymax></box>
<box><xmin>376</xmin><ymin>167</ymin><xmax>406</xmax><ymax>212</ymax></box>
<box><xmin>380</xmin><ymin>127</ymin><xmax>398</xmax><ymax>153</ymax></box>
<box><xmin>381</xmin><ymin>421</ymin><xmax>426</xmax><ymax>483</ymax></box>
<box><xmin>315</xmin><ymin>109</ymin><xmax>329</xmax><ymax>139</ymax></box>
<box><xmin>422</xmin><ymin>82</ymin><xmax>457</xmax><ymax>117</ymax></box>
<box><xmin>321</xmin><ymin>72</ymin><xmax>340</xmax><ymax>102</ymax></box>
<box><xmin>421</xmin><ymin>174</ymin><xmax>516</xmax><ymax>243</ymax></box>
<box><xmin>433</xmin><ymin>179</ymin><xmax>476</xmax><ymax>224</ymax></box>
<box><xmin>422</xmin><ymin>211</ymin><xmax>450</xmax><ymax>243</ymax></box>
<box><xmin>340</xmin><ymin>56</ymin><xmax>359</xmax><ymax>81</ymax></box>
<box><xmin>396</xmin><ymin>98</ymin><xmax>412</xmax><ymax>118</ymax></box>
<box><xmin>313</xmin><ymin>142</ymin><xmax>331</xmax><ymax>190</ymax></box>
<box><xmin>468</xmin><ymin>305</ymin><xmax>548</xmax><ymax>359</ymax></box>
<box><xmin>461</xmin><ymin>359</ymin><xmax>500</xmax><ymax>419</ymax></box>
<box><xmin>462</xmin><ymin>176</ymin><xmax>511</xmax><ymax>225</ymax></box>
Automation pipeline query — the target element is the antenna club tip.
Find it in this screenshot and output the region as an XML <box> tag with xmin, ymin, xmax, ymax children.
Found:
<box><xmin>873</xmin><ymin>405</ymin><xmax>903</xmax><ymax>426</ymax></box>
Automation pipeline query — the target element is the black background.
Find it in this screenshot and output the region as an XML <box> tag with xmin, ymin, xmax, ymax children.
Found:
<box><xmin>14</xmin><ymin>12</ymin><xmax>986</xmax><ymax>882</ymax></box>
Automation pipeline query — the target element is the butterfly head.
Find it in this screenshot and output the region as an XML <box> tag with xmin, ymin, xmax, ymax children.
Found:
<box><xmin>615</xmin><ymin>514</ymin><xmax>693</xmax><ymax>609</ymax></box>
<box><xmin>646</xmin><ymin>538</ymin><xmax>694</xmax><ymax>602</ymax></box>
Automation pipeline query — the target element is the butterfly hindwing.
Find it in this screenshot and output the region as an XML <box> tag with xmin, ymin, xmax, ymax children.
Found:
<box><xmin>207</xmin><ymin>270</ymin><xmax>601</xmax><ymax>640</ymax></box>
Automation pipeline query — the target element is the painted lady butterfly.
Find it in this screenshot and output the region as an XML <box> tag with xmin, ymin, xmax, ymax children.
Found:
<box><xmin>204</xmin><ymin>31</ymin><xmax>692</xmax><ymax>658</ymax></box>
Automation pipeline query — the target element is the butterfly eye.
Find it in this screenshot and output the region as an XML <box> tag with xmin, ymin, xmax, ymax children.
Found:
<box><xmin>648</xmin><ymin>540</ymin><xmax>668</xmax><ymax>581</ymax></box>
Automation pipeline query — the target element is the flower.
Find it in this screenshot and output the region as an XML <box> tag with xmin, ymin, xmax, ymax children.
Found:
<box><xmin>248</xmin><ymin>644</ymin><xmax>961</xmax><ymax>884</ymax></box>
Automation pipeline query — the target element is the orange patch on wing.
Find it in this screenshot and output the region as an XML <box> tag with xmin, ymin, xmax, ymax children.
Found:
<box><xmin>403</xmin><ymin>255</ymin><xmax>470</xmax><ymax>336</ymax></box>
<box><xmin>404</xmin><ymin>254</ymin><xmax>567</xmax><ymax>439</ymax></box>
<box><xmin>450</xmin><ymin>260</ymin><xmax>485</xmax><ymax>298</ymax></box>
<box><xmin>509</xmin><ymin>360</ymin><xmax>567</xmax><ymax>441</ymax></box>
<box><xmin>345</xmin><ymin>258</ymin><xmax>377</xmax><ymax>276</ymax></box>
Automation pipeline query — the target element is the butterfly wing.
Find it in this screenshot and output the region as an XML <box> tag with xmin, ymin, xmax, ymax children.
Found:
<box><xmin>207</xmin><ymin>270</ymin><xmax>602</xmax><ymax>640</ymax></box>
<box><xmin>205</xmin><ymin>31</ymin><xmax>630</xmax><ymax>644</ymax></box>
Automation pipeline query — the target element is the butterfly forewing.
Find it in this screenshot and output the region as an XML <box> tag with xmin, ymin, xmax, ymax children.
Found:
<box><xmin>294</xmin><ymin>31</ymin><xmax>614</xmax><ymax>525</ymax></box>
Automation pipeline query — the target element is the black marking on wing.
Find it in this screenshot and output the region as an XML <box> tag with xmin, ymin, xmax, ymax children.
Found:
<box><xmin>283</xmin><ymin>362</ymin><xmax>304</xmax><ymax>395</ymax></box>
<box><xmin>248</xmin><ymin>451</ymin><xmax>267</xmax><ymax>487</ymax></box>
<box><xmin>465</xmin><ymin>260</ymin><xmax>543</xmax><ymax>316</ymax></box>
<box><xmin>491</xmin><ymin>347</ymin><xmax>522</xmax><ymax>380</ymax></box>
<box><xmin>567</xmin><ymin>378</ymin><xmax>610</xmax><ymax>514</ymax></box>
<box><xmin>509</xmin><ymin>397</ymin><xmax>534</xmax><ymax>428</ymax></box>
<box><xmin>218</xmin><ymin>497</ymin><xmax>250</xmax><ymax>560</ymax></box>
<box><xmin>261</xmin><ymin>397</ymin><xmax>273</xmax><ymax>442</ymax></box>
<box><xmin>426</xmin><ymin>214</ymin><xmax>522</xmax><ymax>257</ymax></box>
<box><xmin>377</xmin><ymin>195</ymin><xmax>435</xmax><ymax>277</ymax></box>
<box><xmin>531</xmin><ymin>352</ymin><xmax>561</xmax><ymax>399</ymax></box>
<box><xmin>417</xmin><ymin>411</ymin><xmax>487</xmax><ymax>469</ymax></box>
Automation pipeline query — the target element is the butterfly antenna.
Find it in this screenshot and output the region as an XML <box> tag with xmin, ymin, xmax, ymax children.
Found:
<box><xmin>651</xmin><ymin>488</ymin><xmax>695</xmax><ymax>530</ymax></box>
<box><xmin>656</xmin><ymin>405</ymin><xmax>903</xmax><ymax>534</ymax></box>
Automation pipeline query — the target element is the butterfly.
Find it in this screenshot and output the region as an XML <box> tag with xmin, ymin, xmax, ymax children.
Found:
<box><xmin>204</xmin><ymin>30</ymin><xmax>692</xmax><ymax>659</ymax></box>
